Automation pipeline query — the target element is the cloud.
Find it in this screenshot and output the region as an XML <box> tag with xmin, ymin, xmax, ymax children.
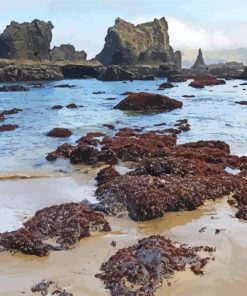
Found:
<box><xmin>167</xmin><ymin>17</ymin><xmax>230</xmax><ymax>49</ymax></box>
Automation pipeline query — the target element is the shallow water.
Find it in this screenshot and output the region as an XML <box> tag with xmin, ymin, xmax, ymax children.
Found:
<box><xmin>1</xmin><ymin>78</ymin><xmax>247</xmax><ymax>175</ymax></box>
<box><xmin>1</xmin><ymin>78</ymin><xmax>247</xmax><ymax>295</ymax></box>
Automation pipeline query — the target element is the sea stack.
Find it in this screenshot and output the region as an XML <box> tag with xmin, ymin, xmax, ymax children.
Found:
<box><xmin>191</xmin><ymin>48</ymin><xmax>206</xmax><ymax>72</ymax></box>
<box><xmin>96</xmin><ymin>17</ymin><xmax>181</xmax><ymax>68</ymax></box>
<box><xmin>0</xmin><ymin>19</ymin><xmax>53</xmax><ymax>60</ymax></box>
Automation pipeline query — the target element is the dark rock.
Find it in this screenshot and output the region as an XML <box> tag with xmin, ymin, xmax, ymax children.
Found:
<box><xmin>114</xmin><ymin>92</ymin><xmax>182</xmax><ymax>111</ymax></box>
<box><xmin>103</xmin><ymin>124</ymin><xmax>115</xmax><ymax>129</ymax></box>
<box><xmin>93</xmin><ymin>91</ymin><xmax>105</xmax><ymax>94</ymax></box>
<box><xmin>236</xmin><ymin>101</ymin><xmax>247</xmax><ymax>105</ymax></box>
<box><xmin>96</xmin><ymin>235</ymin><xmax>213</xmax><ymax>296</ymax></box>
<box><xmin>167</xmin><ymin>74</ymin><xmax>187</xmax><ymax>83</ymax></box>
<box><xmin>98</xmin><ymin>65</ymin><xmax>134</xmax><ymax>81</ymax></box>
<box><xmin>0</xmin><ymin>19</ymin><xmax>53</xmax><ymax>60</ymax></box>
<box><xmin>182</xmin><ymin>95</ymin><xmax>195</xmax><ymax>98</ymax></box>
<box><xmin>96</xmin><ymin>17</ymin><xmax>180</xmax><ymax>68</ymax></box>
<box><xmin>62</xmin><ymin>64</ymin><xmax>102</xmax><ymax>79</ymax></box>
<box><xmin>158</xmin><ymin>82</ymin><xmax>174</xmax><ymax>89</ymax></box>
<box><xmin>0</xmin><ymin>124</ymin><xmax>18</xmax><ymax>132</ymax></box>
<box><xmin>1</xmin><ymin>108</ymin><xmax>22</xmax><ymax>115</ymax></box>
<box><xmin>47</xmin><ymin>128</ymin><xmax>72</xmax><ymax>138</ymax></box>
<box><xmin>0</xmin><ymin>85</ymin><xmax>29</xmax><ymax>92</ymax></box>
<box><xmin>95</xmin><ymin>166</ymin><xmax>120</xmax><ymax>186</ymax></box>
<box><xmin>51</xmin><ymin>44</ymin><xmax>87</xmax><ymax>61</ymax></box>
<box><xmin>66</xmin><ymin>103</ymin><xmax>78</xmax><ymax>109</ymax></box>
<box><xmin>0</xmin><ymin>203</ymin><xmax>111</xmax><ymax>256</ymax></box>
<box><xmin>52</xmin><ymin>105</ymin><xmax>63</xmax><ymax>110</ymax></box>
<box><xmin>55</xmin><ymin>84</ymin><xmax>75</xmax><ymax>88</ymax></box>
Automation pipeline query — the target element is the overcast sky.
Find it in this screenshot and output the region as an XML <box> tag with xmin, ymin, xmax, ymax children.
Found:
<box><xmin>1</xmin><ymin>0</ymin><xmax>247</xmax><ymax>58</ymax></box>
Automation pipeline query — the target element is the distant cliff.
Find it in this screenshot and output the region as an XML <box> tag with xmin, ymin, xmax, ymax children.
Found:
<box><xmin>0</xmin><ymin>19</ymin><xmax>53</xmax><ymax>60</ymax></box>
<box><xmin>96</xmin><ymin>17</ymin><xmax>181</xmax><ymax>68</ymax></box>
<box><xmin>51</xmin><ymin>44</ymin><xmax>87</xmax><ymax>61</ymax></box>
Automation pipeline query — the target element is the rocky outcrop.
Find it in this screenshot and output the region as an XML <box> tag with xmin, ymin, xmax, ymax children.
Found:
<box><xmin>51</xmin><ymin>44</ymin><xmax>87</xmax><ymax>61</ymax></box>
<box><xmin>96</xmin><ymin>17</ymin><xmax>181</xmax><ymax>68</ymax></box>
<box><xmin>98</xmin><ymin>65</ymin><xmax>134</xmax><ymax>81</ymax></box>
<box><xmin>0</xmin><ymin>64</ymin><xmax>63</xmax><ymax>82</ymax></box>
<box><xmin>0</xmin><ymin>19</ymin><xmax>53</xmax><ymax>60</ymax></box>
<box><xmin>114</xmin><ymin>92</ymin><xmax>182</xmax><ymax>111</ymax></box>
<box><xmin>0</xmin><ymin>203</ymin><xmax>111</xmax><ymax>256</ymax></box>
<box><xmin>191</xmin><ymin>49</ymin><xmax>206</xmax><ymax>72</ymax></box>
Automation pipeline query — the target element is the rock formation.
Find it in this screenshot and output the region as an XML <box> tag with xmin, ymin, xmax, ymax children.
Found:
<box><xmin>51</xmin><ymin>44</ymin><xmax>87</xmax><ymax>61</ymax></box>
<box><xmin>0</xmin><ymin>19</ymin><xmax>53</xmax><ymax>60</ymax></box>
<box><xmin>191</xmin><ymin>48</ymin><xmax>207</xmax><ymax>72</ymax></box>
<box><xmin>96</xmin><ymin>17</ymin><xmax>181</xmax><ymax>68</ymax></box>
<box><xmin>98</xmin><ymin>65</ymin><xmax>134</xmax><ymax>81</ymax></box>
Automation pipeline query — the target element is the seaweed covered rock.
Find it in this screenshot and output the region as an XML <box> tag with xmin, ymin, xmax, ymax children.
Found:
<box><xmin>114</xmin><ymin>92</ymin><xmax>182</xmax><ymax>111</ymax></box>
<box><xmin>0</xmin><ymin>203</ymin><xmax>111</xmax><ymax>256</ymax></box>
<box><xmin>96</xmin><ymin>235</ymin><xmax>213</xmax><ymax>296</ymax></box>
<box><xmin>0</xmin><ymin>124</ymin><xmax>18</xmax><ymax>132</ymax></box>
<box><xmin>189</xmin><ymin>75</ymin><xmax>226</xmax><ymax>88</ymax></box>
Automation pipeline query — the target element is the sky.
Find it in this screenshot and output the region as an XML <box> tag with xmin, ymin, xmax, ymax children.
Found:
<box><xmin>1</xmin><ymin>0</ymin><xmax>247</xmax><ymax>58</ymax></box>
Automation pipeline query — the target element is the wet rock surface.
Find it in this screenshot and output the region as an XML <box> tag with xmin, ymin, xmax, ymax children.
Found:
<box><xmin>0</xmin><ymin>124</ymin><xmax>19</xmax><ymax>132</ymax></box>
<box><xmin>96</xmin><ymin>235</ymin><xmax>213</xmax><ymax>296</ymax></box>
<box><xmin>158</xmin><ymin>82</ymin><xmax>174</xmax><ymax>89</ymax></box>
<box><xmin>114</xmin><ymin>92</ymin><xmax>183</xmax><ymax>111</ymax></box>
<box><xmin>189</xmin><ymin>75</ymin><xmax>226</xmax><ymax>88</ymax></box>
<box><xmin>47</xmin><ymin>128</ymin><xmax>72</xmax><ymax>138</ymax></box>
<box><xmin>31</xmin><ymin>280</ymin><xmax>73</xmax><ymax>296</ymax></box>
<box><xmin>0</xmin><ymin>203</ymin><xmax>111</xmax><ymax>256</ymax></box>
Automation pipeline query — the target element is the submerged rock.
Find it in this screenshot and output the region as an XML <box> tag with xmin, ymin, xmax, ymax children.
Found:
<box><xmin>114</xmin><ymin>92</ymin><xmax>182</xmax><ymax>111</ymax></box>
<box><xmin>96</xmin><ymin>235</ymin><xmax>213</xmax><ymax>296</ymax></box>
<box><xmin>0</xmin><ymin>203</ymin><xmax>111</xmax><ymax>256</ymax></box>
<box><xmin>47</xmin><ymin>128</ymin><xmax>72</xmax><ymax>138</ymax></box>
<box><xmin>0</xmin><ymin>85</ymin><xmax>29</xmax><ymax>92</ymax></box>
<box><xmin>0</xmin><ymin>19</ymin><xmax>53</xmax><ymax>60</ymax></box>
<box><xmin>0</xmin><ymin>124</ymin><xmax>18</xmax><ymax>132</ymax></box>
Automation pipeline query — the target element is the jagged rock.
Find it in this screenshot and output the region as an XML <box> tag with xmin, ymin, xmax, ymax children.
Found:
<box><xmin>51</xmin><ymin>44</ymin><xmax>87</xmax><ymax>61</ymax></box>
<box><xmin>0</xmin><ymin>64</ymin><xmax>63</xmax><ymax>82</ymax></box>
<box><xmin>114</xmin><ymin>92</ymin><xmax>182</xmax><ymax>111</ymax></box>
<box><xmin>0</xmin><ymin>19</ymin><xmax>53</xmax><ymax>60</ymax></box>
<box><xmin>191</xmin><ymin>49</ymin><xmax>207</xmax><ymax>72</ymax></box>
<box><xmin>96</xmin><ymin>17</ymin><xmax>180</xmax><ymax>68</ymax></box>
<box><xmin>98</xmin><ymin>65</ymin><xmax>134</xmax><ymax>81</ymax></box>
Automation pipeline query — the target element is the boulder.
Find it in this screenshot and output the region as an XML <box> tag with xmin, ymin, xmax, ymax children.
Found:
<box><xmin>61</xmin><ymin>64</ymin><xmax>102</xmax><ymax>79</ymax></box>
<box><xmin>114</xmin><ymin>92</ymin><xmax>182</xmax><ymax>111</ymax></box>
<box><xmin>47</xmin><ymin>128</ymin><xmax>72</xmax><ymax>138</ymax></box>
<box><xmin>96</xmin><ymin>17</ymin><xmax>180</xmax><ymax>68</ymax></box>
<box><xmin>0</xmin><ymin>19</ymin><xmax>53</xmax><ymax>60</ymax></box>
<box><xmin>158</xmin><ymin>82</ymin><xmax>174</xmax><ymax>89</ymax></box>
<box><xmin>189</xmin><ymin>75</ymin><xmax>226</xmax><ymax>88</ymax></box>
<box><xmin>0</xmin><ymin>124</ymin><xmax>18</xmax><ymax>132</ymax></box>
<box><xmin>51</xmin><ymin>44</ymin><xmax>87</xmax><ymax>61</ymax></box>
<box><xmin>98</xmin><ymin>65</ymin><xmax>134</xmax><ymax>81</ymax></box>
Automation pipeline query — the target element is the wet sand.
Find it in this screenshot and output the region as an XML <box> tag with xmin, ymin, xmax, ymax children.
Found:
<box><xmin>1</xmin><ymin>175</ymin><xmax>247</xmax><ymax>296</ymax></box>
